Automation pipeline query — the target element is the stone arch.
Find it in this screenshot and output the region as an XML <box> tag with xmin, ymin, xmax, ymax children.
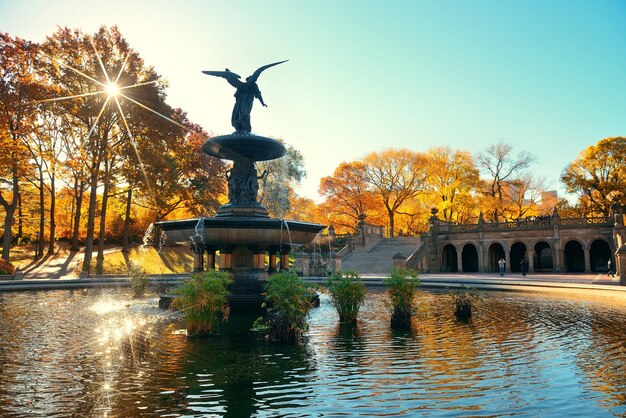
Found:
<box><xmin>533</xmin><ymin>241</ymin><xmax>553</xmax><ymax>272</ymax></box>
<box><xmin>564</xmin><ymin>240</ymin><xmax>585</xmax><ymax>272</ymax></box>
<box><xmin>589</xmin><ymin>239</ymin><xmax>612</xmax><ymax>273</ymax></box>
<box><xmin>441</xmin><ymin>244</ymin><xmax>458</xmax><ymax>272</ymax></box>
<box><xmin>461</xmin><ymin>243</ymin><xmax>479</xmax><ymax>272</ymax></box>
<box><xmin>487</xmin><ymin>242</ymin><xmax>506</xmax><ymax>273</ymax></box>
<box><xmin>510</xmin><ymin>242</ymin><xmax>528</xmax><ymax>273</ymax></box>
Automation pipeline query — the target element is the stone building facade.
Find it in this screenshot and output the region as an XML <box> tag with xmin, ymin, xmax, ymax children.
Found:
<box><xmin>424</xmin><ymin>205</ymin><xmax>626</xmax><ymax>274</ymax></box>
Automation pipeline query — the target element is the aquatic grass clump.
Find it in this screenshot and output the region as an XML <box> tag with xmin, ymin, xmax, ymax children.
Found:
<box><xmin>0</xmin><ymin>259</ymin><xmax>16</xmax><ymax>275</ymax></box>
<box><xmin>128</xmin><ymin>261</ymin><xmax>149</xmax><ymax>299</ymax></box>
<box><xmin>171</xmin><ymin>270</ymin><xmax>233</xmax><ymax>336</ymax></box>
<box><xmin>262</xmin><ymin>270</ymin><xmax>315</xmax><ymax>342</ymax></box>
<box><xmin>453</xmin><ymin>291</ymin><xmax>480</xmax><ymax>321</ymax></box>
<box><xmin>327</xmin><ymin>271</ymin><xmax>365</xmax><ymax>323</ymax></box>
<box><xmin>385</xmin><ymin>267</ymin><xmax>419</xmax><ymax>327</ymax></box>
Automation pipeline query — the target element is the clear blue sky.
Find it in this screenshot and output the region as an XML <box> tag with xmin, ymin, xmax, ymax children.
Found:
<box><xmin>1</xmin><ymin>0</ymin><xmax>624</xmax><ymax>201</ymax></box>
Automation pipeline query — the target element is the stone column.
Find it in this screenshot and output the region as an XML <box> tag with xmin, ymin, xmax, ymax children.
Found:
<box><xmin>616</xmin><ymin>244</ymin><xmax>626</xmax><ymax>285</ymax></box>
<box><xmin>477</xmin><ymin>213</ymin><xmax>485</xmax><ymax>272</ymax></box>
<box><xmin>555</xmin><ymin>246</ymin><xmax>564</xmax><ymax>272</ymax></box>
<box><xmin>552</xmin><ymin>208</ymin><xmax>562</xmax><ymax>272</ymax></box>
<box><xmin>192</xmin><ymin>242</ymin><xmax>204</xmax><ymax>272</ymax></box>
<box><xmin>528</xmin><ymin>248</ymin><xmax>535</xmax><ymax>272</ymax></box>
<box><xmin>219</xmin><ymin>247</ymin><xmax>233</xmax><ymax>271</ymax></box>
<box><xmin>478</xmin><ymin>242</ymin><xmax>485</xmax><ymax>272</ymax></box>
<box><xmin>329</xmin><ymin>254</ymin><xmax>342</xmax><ymax>274</ymax></box>
<box><xmin>505</xmin><ymin>247</ymin><xmax>511</xmax><ymax>273</ymax></box>
<box><xmin>584</xmin><ymin>247</ymin><xmax>591</xmax><ymax>273</ymax></box>
<box><xmin>393</xmin><ymin>253</ymin><xmax>407</xmax><ymax>269</ymax></box>
<box><xmin>428</xmin><ymin>210</ymin><xmax>440</xmax><ymax>272</ymax></box>
<box><xmin>456</xmin><ymin>249</ymin><xmax>463</xmax><ymax>273</ymax></box>
<box><xmin>268</xmin><ymin>246</ymin><xmax>279</xmax><ymax>275</ymax></box>
<box><xmin>205</xmin><ymin>247</ymin><xmax>216</xmax><ymax>271</ymax></box>
<box><xmin>280</xmin><ymin>245</ymin><xmax>291</xmax><ymax>271</ymax></box>
<box><xmin>251</xmin><ymin>246</ymin><xmax>266</xmax><ymax>273</ymax></box>
<box><xmin>612</xmin><ymin>203</ymin><xmax>625</xmax><ymax>249</ymax></box>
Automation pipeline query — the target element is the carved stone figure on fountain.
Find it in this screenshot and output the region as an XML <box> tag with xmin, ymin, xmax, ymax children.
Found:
<box><xmin>202</xmin><ymin>60</ymin><xmax>288</xmax><ymax>133</ymax></box>
<box><xmin>226</xmin><ymin>159</ymin><xmax>264</xmax><ymax>206</ymax></box>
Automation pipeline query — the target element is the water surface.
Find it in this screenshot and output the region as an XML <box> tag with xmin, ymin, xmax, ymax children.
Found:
<box><xmin>1</xmin><ymin>288</ymin><xmax>626</xmax><ymax>417</ymax></box>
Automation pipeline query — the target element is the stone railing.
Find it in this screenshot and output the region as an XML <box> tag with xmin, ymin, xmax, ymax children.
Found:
<box><xmin>436</xmin><ymin>216</ymin><xmax>613</xmax><ymax>233</ymax></box>
<box><xmin>405</xmin><ymin>242</ymin><xmax>428</xmax><ymax>270</ymax></box>
<box><xmin>559</xmin><ymin>217</ymin><xmax>612</xmax><ymax>227</ymax></box>
<box><xmin>336</xmin><ymin>240</ymin><xmax>355</xmax><ymax>259</ymax></box>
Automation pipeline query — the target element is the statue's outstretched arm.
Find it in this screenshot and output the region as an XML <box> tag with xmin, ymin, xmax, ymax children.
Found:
<box><xmin>256</xmin><ymin>89</ymin><xmax>267</xmax><ymax>107</ymax></box>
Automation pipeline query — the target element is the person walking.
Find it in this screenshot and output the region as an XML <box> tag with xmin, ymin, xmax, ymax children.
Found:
<box><xmin>520</xmin><ymin>258</ymin><xmax>527</xmax><ymax>276</ymax></box>
<box><xmin>608</xmin><ymin>259</ymin><xmax>615</xmax><ymax>277</ymax></box>
<box><xmin>498</xmin><ymin>258</ymin><xmax>505</xmax><ymax>276</ymax></box>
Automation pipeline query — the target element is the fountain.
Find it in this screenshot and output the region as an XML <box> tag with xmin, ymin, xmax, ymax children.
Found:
<box><xmin>155</xmin><ymin>60</ymin><xmax>324</xmax><ymax>308</ymax></box>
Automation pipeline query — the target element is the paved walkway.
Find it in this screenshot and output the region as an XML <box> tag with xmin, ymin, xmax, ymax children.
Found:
<box><xmin>3</xmin><ymin>249</ymin><xmax>625</xmax><ymax>296</ymax></box>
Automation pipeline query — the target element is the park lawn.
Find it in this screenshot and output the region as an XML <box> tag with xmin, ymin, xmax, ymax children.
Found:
<box><xmin>2</xmin><ymin>244</ymin><xmax>51</xmax><ymax>269</ymax></box>
<box><xmin>97</xmin><ymin>246</ymin><xmax>194</xmax><ymax>275</ymax></box>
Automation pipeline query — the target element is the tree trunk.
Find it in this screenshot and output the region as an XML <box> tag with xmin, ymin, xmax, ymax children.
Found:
<box><xmin>122</xmin><ymin>188</ymin><xmax>132</xmax><ymax>253</ymax></box>
<box><xmin>388</xmin><ymin>210</ymin><xmax>395</xmax><ymax>238</ymax></box>
<box><xmin>1</xmin><ymin>164</ymin><xmax>20</xmax><ymax>261</ymax></box>
<box><xmin>95</xmin><ymin>175</ymin><xmax>111</xmax><ymax>275</ymax></box>
<box><xmin>71</xmin><ymin>180</ymin><xmax>83</xmax><ymax>252</ymax></box>
<box><xmin>1</xmin><ymin>208</ymin><xmax>15</xmax><ymax>261</ymax></box>
<box><xmin>47</xmin><ymin>174</ymin><xmax>56</xmax><ymax>255</ymax></box>
<box><xmin>36</xmin><ymin>170</ymin><xmax>45</xmax><ymax>260</ymax></box>
<box><xmin>81</xmin><ymin>173</ymin><xmax>99</xmax><ymax>274</ymax></box>
<box><xmin>17</xmin><ymin>193</ymin><xmax>23</xmax><ymax>242</ymax></box>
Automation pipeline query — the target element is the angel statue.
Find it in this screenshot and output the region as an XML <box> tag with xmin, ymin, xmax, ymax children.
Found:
<box><xmin>202</xmin><ymin>60</ymin><xmax>288</xmax><ymax>133</ymax></box>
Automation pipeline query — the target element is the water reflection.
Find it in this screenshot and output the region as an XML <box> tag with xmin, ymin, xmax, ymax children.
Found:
<box><xmin>2</xmin><ymin>289</ymin><xmax>626</xmax><ymax>416</ymax></box>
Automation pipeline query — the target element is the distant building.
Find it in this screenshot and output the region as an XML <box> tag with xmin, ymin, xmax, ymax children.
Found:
<box><xmin>541</xmin><ymin>190</ymin><xmax>558</xmax><ymax>213</ymax></box>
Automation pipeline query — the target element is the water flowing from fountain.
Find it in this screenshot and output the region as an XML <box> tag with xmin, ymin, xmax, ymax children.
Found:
<box><xmin>142</xmin><ymin>223</ymin><xmax>155</xmax><ymax>247</ymax></box>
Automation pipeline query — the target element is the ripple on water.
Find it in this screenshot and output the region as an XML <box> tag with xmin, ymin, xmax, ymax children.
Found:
<box><xmin>2</xmin><ymin>289</ymin><xmax>626</xmax><ymax>416</ymax></box>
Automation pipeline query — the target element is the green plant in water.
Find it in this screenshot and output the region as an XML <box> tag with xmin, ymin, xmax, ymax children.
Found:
<box><xmin>452</xmin><ymin>290</ymin><xmax>480</xmax><ymax>321</ymax></box>
<box><xmin>128</xmin><ymin>261</ymin><xmax>149</xmax><ymax>299</ymax></box>
<box><xmin>171</xmin><ymin>270</ymin><xmax>233</xmax><ymax>336</ymax></box>
<box><xmin>384</xmin><ymin>267</ymin><xmax>419</xmax><ymax>327</ymax></box>
<box><xmin>261</xmin><ymin>270</ymin><xmax>315</xmax><ymax>342</ymax></box>
<box><xmin>327</xmin><ymin>270</ymin><xmax>365</xmax><ymax>323</ymax></box>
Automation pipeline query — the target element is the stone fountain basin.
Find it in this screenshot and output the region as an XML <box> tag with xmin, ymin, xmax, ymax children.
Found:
<box><xmin>155</xmin><ymin>217</ymin><xmax>325</xmax><ymax>246</ymax></box>
<box><xmin>202</xmin><ymin>134</ymin><xmax>286</xmax><ymax>161</ymax></box>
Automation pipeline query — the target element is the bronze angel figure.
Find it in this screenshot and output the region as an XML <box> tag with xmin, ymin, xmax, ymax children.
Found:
<box><xmin>202</xmin><ymin>60</ymin><xmax>288</xmax><ymax>133</ymax></box>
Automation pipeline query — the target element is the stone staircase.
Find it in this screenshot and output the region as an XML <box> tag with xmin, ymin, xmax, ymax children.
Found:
<box><xmin>341</xmin><ymin>237</ymin><xmax>421</xmax><ymax>275</ymax></box>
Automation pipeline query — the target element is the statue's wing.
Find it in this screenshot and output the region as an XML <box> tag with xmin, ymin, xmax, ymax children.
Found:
<box><xmin>202</xmin><ymin>70</ymin><xmax>242</xmax><ymax>88</ymax></box>
<box><xmin>248</xmin><ymin>60</ymin><xmax>288</xmax><ymax>83</ymax></box>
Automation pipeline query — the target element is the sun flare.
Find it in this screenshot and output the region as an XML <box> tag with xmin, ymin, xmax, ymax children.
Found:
<box><xmin>105</xmin><ymin>82</ymin><xmax>120</xmax><ymax>97</ymax></box>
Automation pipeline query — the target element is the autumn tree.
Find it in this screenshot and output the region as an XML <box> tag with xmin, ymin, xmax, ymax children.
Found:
<box><xmin>0</xmin><ymin>33</ymin><xmax>45</xmax><ymax>260</ymax></box>
<box><xmin>41</xmin><ymin>26</ymin><xmax>179</xmax><ymax>273</ymax></box>
<box><xmin>561</xmin><ymin>136</ymin><xmax>626</xmax><ymax>216</ymax></box>
<box><xmin>130</xmin><ymin>112</ymin><xmax>226</xmax><ymax>224</ymax></box>
<box><xmin>475</xmin><ymin>141</ymin><xmax>536</xmax><ymax>222</ymax></box>
<box><xmin>257</xmin><ymin>143</ymin><xmax>306</xmax><ymax>218</ymax></box>
<box><xmin>501</xmin><ymin>174</ymin><xmax>547</xmax><ymax>220</ymax></box>
<box><xmin>424</xmin><ymin>146</ymin><xmax>481</xmax><ymax>222</ymax></box>
<box><xmin>178</xmin><ymin>119</ymin><xmax>227</xmax><ymax>216</ymax></box>
<box><xmin>318</xmin><ymin>161</ymin><xmax>376</xmax><ymax>233</ymax></box>
<box><xmin>285</xmin><ymin>195</ymin><xmax>325</xmax><ymax>224</ymax></box>
<box><xmin>362</xmin><ymin>149</ymin><xmax>429</xmax><ymax>237</ymax></box>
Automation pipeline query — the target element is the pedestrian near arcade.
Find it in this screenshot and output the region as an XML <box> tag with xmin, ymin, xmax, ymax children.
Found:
<box><xmin>498</xmin><ymin>258</ymin><xmax>505</xmax><ymax>276</ymax></box>
<box><xmin>608</xmin><ymin>259</ymin><xmax>615</xmax><ymax>277</ymax></box>
<box><xmin>520</xmin><ymin>258</ymin><xmax>527</xmax><ymax>276</ymax></box>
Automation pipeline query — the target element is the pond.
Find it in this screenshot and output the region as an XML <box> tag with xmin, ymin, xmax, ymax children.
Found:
<box><xmin>1</xmin><ymin>288</ymin><xmax>626</xmax><ymax>417</ymax></box>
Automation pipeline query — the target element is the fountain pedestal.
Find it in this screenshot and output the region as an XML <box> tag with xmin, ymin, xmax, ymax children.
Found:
<box><xmin>156</xmin><ymin>133</ymin><xmax>325</xmax><ymax>310</ymax></box>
